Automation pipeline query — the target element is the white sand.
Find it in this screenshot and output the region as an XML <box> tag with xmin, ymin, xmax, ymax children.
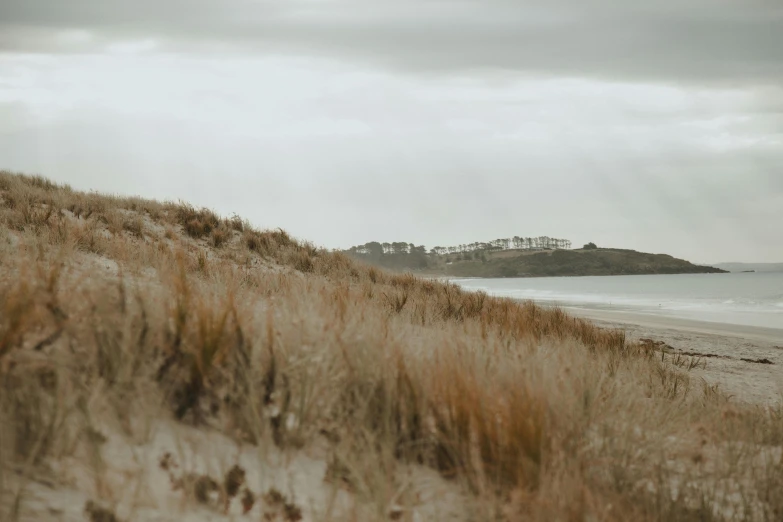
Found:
<box><xmin>5</xmin><ymin>417</ymin><xmax>469</xmax><ymax>522</ymax></box>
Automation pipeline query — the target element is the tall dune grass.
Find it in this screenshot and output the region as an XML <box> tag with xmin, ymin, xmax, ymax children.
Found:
<box><xmin>1</xmin><ymin>171</ymin><xmax>782</xmax><ymax>521</ymax></box>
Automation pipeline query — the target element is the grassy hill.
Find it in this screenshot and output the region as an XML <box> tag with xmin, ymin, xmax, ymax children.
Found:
<box><xmin>346</xmin><ymin>246</ymin><xmax>727</xmax><ymax>278</ymax></box>
<box><xmin>0</xmin><ymin>171</ymin><xmax>779</xmax><ymax>521</ymax></box>
<box><xmin>437</xmin><ymin>247</ymin><xmax>727</xmax><ymax>278</ymax></box>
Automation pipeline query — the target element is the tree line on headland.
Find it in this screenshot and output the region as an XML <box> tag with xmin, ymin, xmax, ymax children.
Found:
<box><xmin>348</xmin><ymin>235</ymin><xmax>572</xmax><ymax>257</ymax></box>
<box><xmin>343</xmin><ymin>236</ymin><xmax>727</xmax><ymax>277</ymax></box>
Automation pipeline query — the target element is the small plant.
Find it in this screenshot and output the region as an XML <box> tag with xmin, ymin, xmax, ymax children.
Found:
<box><xmin>27</xmin><ymin>175</ymin><xmax>60</xmax><ymax>192</ymax></box>
<box><xmin>196</xmin><ymin>251</ymin><xmax>209</xmax><ymax>273</ymax></box>
<box><xmin>324</xmin><ymin>455</ymin><xmax>356</xmax><ymax>490</ymax></box>
<box><xmin>241</xmin><ymin>488</ymin><xmax>256</xmax><ymax>514</ymax></box>
<box><xmin>245</xmin><ymin>231</ymin><xmax>262</xmax><ymax>253</ymax></box>
<box><xmin>245</xmin><ymin>230</ymin><xmax>288</xmax><ymax>257</ymax></box>
<box><xmin>227</xmin><ymin>214</ymin><xmax>245</xmax><ymax>232</ymax></box>
<box><xmin>160</xmin><ymin>453</ymin><xmax>253</xmax><ymax>514</ymax></box>
<box><xmin>261</xmin><ymin>488</ymin><xmax>302</xmax><ymax>521</ymax></box>
<box><xmin>287</xmin><ymin>248</ymin><xmax>314</xmax><ymax>273</ymax></box>
<box><xmin>382</xmin><ymin>289</ymin><xmax>409</xmax><ymax>314</ymax></box>
<box><xmin>176</xmin><ymin>204</ymin><xmax>221</xmax><ymax>239</ymax></box>
<box><xmin>670</xmin><ymin>352</ymin><xmax>705</xmax><ymax>371</ymax></box>
<box><xmin>173</xmin><ymin>472</ymin><xmax>220</xmax><ymax>505</ymax></box>
<box><xmin>122</xmin><ymin>216</ymin><xmax>144</xmax><ymax>238</ymax></box>
<box><xmin>211</xmin><ymin>226</ymin><xmax>230</xmax><ymax>248</ymax></box>
<box><xmin>84</xmin><ymin>500</ymin><xmax>122</xmax><ymax>522</ymax></box>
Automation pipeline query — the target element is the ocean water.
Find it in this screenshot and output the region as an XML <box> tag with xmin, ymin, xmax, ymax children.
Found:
<box><xmin>452</xmin><ymin>272</ymin><xmax>783</xmax><ymax>331</ymax></box>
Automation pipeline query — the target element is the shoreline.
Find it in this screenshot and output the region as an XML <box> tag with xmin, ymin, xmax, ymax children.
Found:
<box><xmin>558</xmin><ymin>305</ymin><xmax>783</xmax><ymax>405</ymax></box>
<box><xmin>421</xmin><ymin>271</ymin><xmax>731</xmax><ymax>280</ymax></box>
<box><xmin>561</xmin><ymin>306</ymin><xmax>783</xmax><ymax>345</ymax></box>
<box><xmin>429</xmin><ymin>273</ymin><xmax>781</xmax><ymax>401</ymax></box>
<box><xmin>444</xmin><ymin>273</ymin><xmax>783</xmax><ymax>331</ymax></box>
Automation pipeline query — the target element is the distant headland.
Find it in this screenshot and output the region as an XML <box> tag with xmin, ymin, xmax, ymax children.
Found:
<box><xmin>343</xmin><ymin>237</ymin><xmax>727</xmax><ymax>278</ymax></box>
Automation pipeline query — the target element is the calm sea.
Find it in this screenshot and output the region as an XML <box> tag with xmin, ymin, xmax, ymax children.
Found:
<box><xmin>452</xmin><ymin>272</ymin><xmax>783</xmax><ymax>331</ymax></box>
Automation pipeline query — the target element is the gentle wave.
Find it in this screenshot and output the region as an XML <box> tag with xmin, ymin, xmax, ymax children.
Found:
<box><xmin>454</xmin><ymin>273</ymin><xmax>783</xmax><ymax>330</ymax></box>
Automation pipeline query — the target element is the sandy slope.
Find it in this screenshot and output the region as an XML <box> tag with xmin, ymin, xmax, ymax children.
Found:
<box><xmin>5</xmin><ymin>417</ymin><xmax>469</xmax><ymax>522</ymax></box>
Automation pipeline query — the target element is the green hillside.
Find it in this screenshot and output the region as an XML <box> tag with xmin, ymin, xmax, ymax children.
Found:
<box><xmin>345</xmin><ymin>244</ymin><xmax>727</xmax><ymax>278</ymax></box>
<box><xmin>439</xmin><ymin>247</ymin><xmax>727</xmax><ymax>277</ymax></box>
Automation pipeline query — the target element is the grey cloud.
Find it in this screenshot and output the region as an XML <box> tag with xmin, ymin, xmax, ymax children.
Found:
<box><xmin>1</xmin><ymin>0</ymin><xmax>782</xmax><ymax>84</ymax></box>
<box><xmin>2</xmin><ymin>101</ymin><xmax>780</xmax><ymax>261</ymax></box>
<box><xmin>1</xmin><ymin>1</ymin><xmax>781</xmax><ymax>262</ymax></box>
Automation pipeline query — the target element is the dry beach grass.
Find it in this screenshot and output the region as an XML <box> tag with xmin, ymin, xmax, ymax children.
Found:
<box><xmin>0</xmin><ymin>171</ymin><xmax>782</xmax><ymax>521</ymax></box>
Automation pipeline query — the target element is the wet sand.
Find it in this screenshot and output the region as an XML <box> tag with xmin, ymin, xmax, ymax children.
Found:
<box><xmin>564</xmin><ymin>306</ymin><xmax>783</xmax><ymax>405</ymax></box>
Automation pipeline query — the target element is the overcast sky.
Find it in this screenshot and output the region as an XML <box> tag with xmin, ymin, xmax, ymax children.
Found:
<box><xmin>1</xmin><ymin>0</ymin><xmax>782</xmax><ymax>263</ymax></box>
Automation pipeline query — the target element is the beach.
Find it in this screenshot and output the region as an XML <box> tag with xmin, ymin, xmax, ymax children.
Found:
<box><xmin>450</xmin><ymin>273</ymin><xmax>783</xmax><ymax>405</ymax></box>
<box><xmin>564</xmin><ymin>306</ymin><xmax>783</xmax><ymax>405</ymax></box>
